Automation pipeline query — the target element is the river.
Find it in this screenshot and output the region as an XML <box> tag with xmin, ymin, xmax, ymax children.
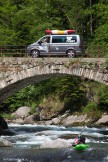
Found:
<box><xmin>0</xmin><ymin>124</ymin><xmax>108</xmax><ymax>162</ymax></box>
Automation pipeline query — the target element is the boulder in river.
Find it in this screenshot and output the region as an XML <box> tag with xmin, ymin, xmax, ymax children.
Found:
<box><xmin>0</xmin><ymin>116</ymin><xmax>15</xmax><ymax>136</ymax></box>
<box><xmin>23</xmin><ymin>114</ymin><xmax>40</xmax><ymax>124</ymax></box>
<box><xmin>12</xmin><ymin>106</ymin><xmax>31</xmax><ymax>119</ymax></box>
<box><xmin>0</xmin><ymin>128</ymin><xmax>15</xmax><ymax>136</ymax></box>
<box><xmin>40</xmin><ymin>138</ymin><xmax>71</xmax><ymax>148</ymax></box>
<box><xmin>61</xmin><ymin>114</ymin><xmax>89</xmax><ymax>126</ymax></box>
<box><xmin>0</xmin><ymin>116</ymin><xmax>8</xmax><ymax>129</ymax></box>
<box><xmin>95</xmin><ymin>115</ymin><xmax>108</xmax><ymax>126</ymax></box>
<box><xmin>0</xmin><ymin>137</ymin><xmax>13</xmax><ymax>147</ymax></box>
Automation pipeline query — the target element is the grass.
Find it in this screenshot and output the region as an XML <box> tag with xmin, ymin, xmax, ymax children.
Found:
<box><xmin>1</xmin><ymin>113</ymin><xmax>14</xmax><ymax>120</ymax></box>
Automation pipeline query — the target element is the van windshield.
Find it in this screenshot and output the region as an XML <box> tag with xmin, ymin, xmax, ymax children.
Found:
<box><xmin>52</xmin><ymin>36</ymin><xmax>77</xmax><ymax>43</ymax></box>
<box><xmin>39</xmin><ymin>36</ymin><xmax>50</xmax><ymax>43</ymax></box>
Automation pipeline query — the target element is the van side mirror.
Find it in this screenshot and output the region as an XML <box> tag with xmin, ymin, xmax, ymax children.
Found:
<box><xmin>38</xmin><ymin>41</ymin><xmax>42</xmax><ymax>45</ymax></box>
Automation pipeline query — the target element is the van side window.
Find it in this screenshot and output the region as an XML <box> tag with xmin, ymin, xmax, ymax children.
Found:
<box><xmin>52</xmin><ymin>36</ymin><xmax>66</xmax><ymax>43</ymax></box>
<box><xmin>66</xmin><ymin>36</ymin><xmax>77</xmax><ymax>43</ymax></box>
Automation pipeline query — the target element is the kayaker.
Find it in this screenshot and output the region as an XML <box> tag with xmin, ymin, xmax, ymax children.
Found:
<box><xmin>72</xmin><ymin>135</ymin><xmax>85</xmax><ymax>147</ymax></box>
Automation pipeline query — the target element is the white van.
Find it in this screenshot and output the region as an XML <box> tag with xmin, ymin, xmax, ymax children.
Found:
<box><xmin>27</xmin><ymin>30</ymin><xmax>83</xmax><ymax>57</ymax></box>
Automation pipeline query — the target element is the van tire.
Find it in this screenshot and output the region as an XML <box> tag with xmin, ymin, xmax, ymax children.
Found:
<box><xmin>31</xmin><ymin>50</ymin><xmax>40</xmax><ymax>58</ymax></box>
<box><xmin>67</xmin><ymin>49</ymin><xmax>75</xmax><ymax>58</ymax></box>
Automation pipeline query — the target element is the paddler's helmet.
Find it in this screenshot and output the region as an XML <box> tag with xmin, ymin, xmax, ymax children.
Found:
<box><xmin>78</xmin><ymin>136</ymin><xmax>85</xmax><ymax>143</ymax></box>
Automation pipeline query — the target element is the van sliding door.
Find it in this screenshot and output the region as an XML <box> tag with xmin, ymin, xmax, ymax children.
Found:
<box><xmin>49</xmin><ymin>36</ymin><xmax>67</xmax><ymax>55</ymax></box>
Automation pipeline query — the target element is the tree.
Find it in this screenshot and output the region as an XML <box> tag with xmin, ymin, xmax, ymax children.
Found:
<box><xmin>0</xmin><ymin>0</ymin><xmax>108</xmax><ymax>53</ymax></box>
<box><xmin>0</xmin><ymin>0</ymin><xmax>17</xmax><ymax>44</ymax></box>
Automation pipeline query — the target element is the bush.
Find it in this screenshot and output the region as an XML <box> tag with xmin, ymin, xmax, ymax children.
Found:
<box><xmin>83</xmin><ymin>102</ymin><xmax>98</xmax><ymax>113</ymax></box>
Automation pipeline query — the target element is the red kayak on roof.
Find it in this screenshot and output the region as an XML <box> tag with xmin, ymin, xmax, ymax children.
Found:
<box><xmin>45</xmin><ymin>30</ymin><xmax>76</xmax><ymax>35</ymax></box>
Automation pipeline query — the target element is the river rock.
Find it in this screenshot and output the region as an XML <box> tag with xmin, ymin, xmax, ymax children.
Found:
<box><xmin>0</xmin><ymin>116</ymin><xmax>8</xmax><ymax>129</ymax></box>
<box><xmin>95</xmin><ymin>115</ymin><xmax>108</xmax><ymax>126</ymax></box>
<box><xmin>0</xmin><ymin>116</ymin><xmax>15</xmax><ymax>135</ymax></box>
<box><xmin>0</xmin><ymin>128</ymin><xmax>15</xmax><ymax>136</ymax></box>
<box><xmin>44</xmin><ymin>120</ymin><xmax>53</xmax><ymax>125</ymax></box>
<box><xmin>40</xmin><ymin>138</ymin><xmax>71</xmax><ymax>148</ymax></box>
<box><xmin>52</xmin><ymin>117</ymin><xmax>61</xmax><ymax>124</ymax></box>
<box><xmin>62</xmin><ymin>114</ymin><xmax>88</xmax><ymax>126</ymax></box>
<box><xmin>13</xmin><ymin>118</ymin><xmax>24</xmax><ymax>124</ymax></box>
<box><xmin>0</xmin><ymin>137</ymin><xmax>13</xmax><ymax>147</ymax></box>
<box><xmin>23</xmin><ymin>114</ymin><xmax>40</xmax><ymax>124</ymax></box>
<box><xmin>12</xmin><ymin>106</ymin><xmax>31</xmax><ymax>119</ymax></box>
<box><xmin>23</xmin><ymin>114</ymin><xmax>35</xmax><ymax>124</ymax></box>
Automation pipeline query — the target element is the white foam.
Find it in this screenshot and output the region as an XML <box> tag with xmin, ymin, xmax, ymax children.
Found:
<box><xmin>2</xmin><ymin>124</ymin><xmax>108</xmax><ymax>148</ymax></box>
<box><xmin>3</xmin><ymin>158</ymin><xmax>33</xmax><ymax>162</ymax></box>
<box><xmin>103</xmin><ymin>156</ymin><xmax>108</xmax><ymax>161</ymax></box>
<box><xmin>8</xmin><ymin>123</ymin><xmax>65</xmax><ymax>129</ymax></box>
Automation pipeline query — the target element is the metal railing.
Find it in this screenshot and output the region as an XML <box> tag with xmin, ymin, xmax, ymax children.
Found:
<box><xmin>0</xmin><ymin>45</ymin><xmax>108</xmax><ymax>58</ymax></box>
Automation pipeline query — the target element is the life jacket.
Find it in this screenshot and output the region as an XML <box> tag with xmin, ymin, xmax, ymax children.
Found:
<box><xmin>74</xmin><ymin>138</ymin><xmax>79</xmax><ymax>145</ymax></box>
<box><xmin>74</xmin><ymin>136</ymin><xmax>85</xmax><ymax>145</ymax></box>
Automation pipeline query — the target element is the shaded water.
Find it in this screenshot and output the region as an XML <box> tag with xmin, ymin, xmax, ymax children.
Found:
<box><xmin>0</xmin><ymin>124</ymin><xmax>108</xmax><ymax>162</ymax></box>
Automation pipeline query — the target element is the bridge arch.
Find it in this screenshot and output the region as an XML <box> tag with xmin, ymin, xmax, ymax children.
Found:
<box><xmin>0</xmin><ymin>58</ymin><xmax>107</xmax><ymax>103</ymax></box>
<box><xmin>0</xmin><ymin>73</ymin><xmax>67</xmax><ymax>104</ymax></box>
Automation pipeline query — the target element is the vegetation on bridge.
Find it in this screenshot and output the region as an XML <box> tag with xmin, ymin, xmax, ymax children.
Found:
<box><xmin>0</xmin><ymin>0</ymin><xmax>108</xmax><ymax>57</ymax></box>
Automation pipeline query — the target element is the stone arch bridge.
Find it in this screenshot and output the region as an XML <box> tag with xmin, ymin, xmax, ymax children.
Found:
<box><xmin>0</xmin><ymin>57</ymin><xmax>108</xmax><ymax>104</ymax></box>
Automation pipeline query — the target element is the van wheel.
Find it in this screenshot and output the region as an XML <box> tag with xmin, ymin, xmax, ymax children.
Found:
<box><xmin>31</xmin><ymin>50</ymin><xmax>40</xmax><ymax>58</ymax></box>
<box><xmin>67</xmin><ymin>49</ymin><xmax>75</xmax><ymax>58</ymax></box>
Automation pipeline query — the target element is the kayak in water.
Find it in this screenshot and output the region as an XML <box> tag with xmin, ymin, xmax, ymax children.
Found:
<box><xmin>73</xmin><ymin>144</ymin><xmax>89</xmax><ymax>151</ymax></box>
<box><xmin>72</xmin><ymin>133</ymin><xmax>89</xmax><ymax>151</ymax></box>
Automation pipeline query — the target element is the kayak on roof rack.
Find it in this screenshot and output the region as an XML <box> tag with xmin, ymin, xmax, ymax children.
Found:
<box><xmin>45</xmin><ymin>29</ymin><xmax>76</xmax><ymax>35</ymax></box>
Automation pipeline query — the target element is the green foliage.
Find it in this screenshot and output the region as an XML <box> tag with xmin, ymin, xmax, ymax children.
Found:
<box><xmin>83</xmin><ymin>82</ymin><xmax>108</xmax><ymax>113</ymax></box>
<box><xmin>53</xmin><ymin>76</ymin><xmax>87</xmax><ymax>112</ymax></box>
<box><xmin>83</xmin><ymin>102</ymin><xmax>98</xmax><ymax>113</ymax></box>
<box><xmin>2</xmin><ymin>76</ymin><xmax>87</xmax><ymax>113</ymax></box>
<box><xmin>82</xmin><ymin>101</ymin><xmax>102</xmax><ymax>119</ymax></box>
<box><xmin>1</xmin><ymin>76</ymin><xmax>108</xmax><ymax>115</ymax></box>
<box><xmin>97</xmin><ymin>85</ymin><xmax>108</xmax><ymax>112</ymax></box>
<box><xmin>29</xmin><ymin>102</ymin><xmax>38</xmax><ymax>115</ymax></box>
<box><xmin>0</xmin><ymin>0</ymin><xmax>108</xmax><ymax>51</ymax></box>
<box><xmin>2</xmin><ymin>78</ymin><xmax>56</xmax><ymax>112</ymax></box>
<box><xmin>1</xmin><ymin>113</ymin><xmax>13</xmax><ymax>120</ymax></box>
<box><xmin>105</xmin><ymin>58</ymin><xmax>108</xmax><ymax>68</ymax></box>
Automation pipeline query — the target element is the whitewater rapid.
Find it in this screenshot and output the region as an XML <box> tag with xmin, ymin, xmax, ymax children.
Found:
<box><xmin>0</xmin><ymin>124</ymin><xmax>108</xmax><ymax>162</ymax></box>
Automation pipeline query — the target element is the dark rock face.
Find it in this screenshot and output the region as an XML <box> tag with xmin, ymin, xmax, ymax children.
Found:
<box><xmin>0</xmin><ymin>116</ymin><xmax>15</xmax><ymax>136</ymax></box>
<box><xmin>0</xmin><ymin>116</ymin><xmax>8</xmax><ymax>129</ymax></box>
<box><xmin>0</xmin><ymin>128</ymin><xmax>15</xmax><ymax>136</ymax></box>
